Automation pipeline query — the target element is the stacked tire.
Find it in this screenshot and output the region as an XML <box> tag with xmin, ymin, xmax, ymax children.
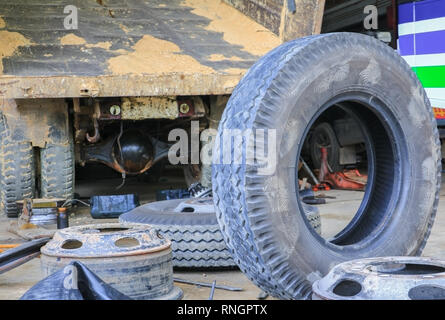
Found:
<box><xmin>120</xmin><ymin>198</ymin><xmax>236</xmax><ymax>268</ymax></box>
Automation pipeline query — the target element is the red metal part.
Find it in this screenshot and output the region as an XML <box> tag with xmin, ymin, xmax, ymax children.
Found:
<box><xmin>323</xmin><ymin>171</ymin><xmax>366</xmax><ymax>191</ymax></box>
<box><xmin>343</xmin><ymin>169</ymin><xmax>368</xmax><ymax>185</ymax></box>
<box><xmin>317</xmin><ymin>147</ymin><xmax>329</xmax><ymax>182</ymax></box>
<box><xmin>313</xmin><ymin>147</ymin><xmax>332</xmax><ymax>191</ymax></box>
<box><xmin>312</xmin><ymin>183</ymin><xmax>331</xmax><ymax>192</ymax></box>
<box><xmin>313</xmin><ymin>147</ymin><xmax>367</xmax><ymax>191</ymax></box>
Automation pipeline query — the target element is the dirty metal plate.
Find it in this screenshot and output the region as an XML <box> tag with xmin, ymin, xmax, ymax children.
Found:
<box><xmin>40</xmin><ymin>225</ymin><xmax>182</xmax><ymax>300</ymax></box>
<box><xmin>226</xmin><ymin>0</ymin><xmax>325</xmax><ymax>41</ymax></box>
<box><xmin>1</xmin><ymin>73</ymin><xmax>243</xmax><ymax>99</ymax></box>
<box><xmin>0</xmin><ymin>0</ymin><xmax>281</xmax><ymax>98</ymax></box>
<box><xmin>0</xmin><ymin>98</ymin><xmax>69</xmax><ymax>148</ymax></box>
<box><xmin>121</xmin><ymin>96</ymin><xmax>179</xmax><ymax>119</ymax></box>
<box><xmin>312</xmin><ymin>256</ymin><xmax>445</xmax><ymax>300</ymax></box>
<box><xmin>41</xmin><ymin>223</ymin><xmax>171</xmax><ymax>258</ymax></box>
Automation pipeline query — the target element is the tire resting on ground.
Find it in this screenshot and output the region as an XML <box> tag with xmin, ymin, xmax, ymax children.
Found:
<box><xmin>119</xmin><ymin>200</ymin><xmax>236</xmax><ymax>268</ymax></box>
<box><xmin>302</xmin><ymin>203</ymin><xmax>321</xmax><ymax>235</ymax></box>
<box><xmin>212</xmin><ymin>33</ymin><xmax>441</xmax><ymax>299</ymax></box>
<box><xmin>40</xmin><ymin>142</ymin><xmax>74</xmax><ymax>202</ymax></box>
<box><xmin>0</xmin><ymin>112</ymin><xmax>35</xmax><ymax>217</ymax></box>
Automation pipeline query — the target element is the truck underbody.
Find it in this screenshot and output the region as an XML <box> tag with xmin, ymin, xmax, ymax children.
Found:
<box><xmin>0</xmin><ymin>0</ymin><xmax>436</xmax><ymax>215</ymax></box>
<box><xmin>0</xmin><ymin>0</ymin><xmax>328</xmax><ymax>215</ymax></box>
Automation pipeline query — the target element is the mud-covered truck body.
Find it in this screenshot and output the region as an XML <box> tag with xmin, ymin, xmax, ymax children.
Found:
<box><xmin>0</xmin><ymin>0</ymin><xmax>325</xmax><ymax>216</ymax></box>
<box><xmin>0</xmin><ymin>0</ymin><xmax>440</xmax><ymax>202</ymax></box>
<box><xmin>0</xmin><ymin>0</ymin><xmax>438</xmax><ymax>215</ymax></box>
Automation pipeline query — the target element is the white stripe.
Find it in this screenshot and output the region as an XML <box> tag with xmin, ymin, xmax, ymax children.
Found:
<box><xmin>399</xmin><ymin>16</ymin><xmax>445</xmax><ymax>36</ymax></box>
<box><xmin>425</xmin><ymin>88</ymin><xmax>445</xmax><ymax>108</ymax></box>
<box><xmin>402</xmin><ymin>53</ymin><xmax>445</xmax><ymax>67</ymax></box>
<box><xmin>430</xmin><ymin>98</ymin><xmax>445</xmax><ymax>109</ymax></box>
<box><xmin>425</xmin><ymin>88</ymin><xmax>445</xmax><ymax>98</ymax></box>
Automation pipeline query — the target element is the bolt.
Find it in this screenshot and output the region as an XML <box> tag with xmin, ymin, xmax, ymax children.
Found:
<box><xmin>179</xmin><ymin>103</ymin><xmax>190</xmax><ymax>114</ymax></box>
<box><xmin>110</xmin><ymin>105</ymin><xmax>121</xmax><ymax>115</ymax></box>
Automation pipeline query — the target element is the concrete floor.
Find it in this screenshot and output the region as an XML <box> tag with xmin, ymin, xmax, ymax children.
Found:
<box><xmin>0</xmin><ymin>170</ymin><xmax>445</xmax><ymax>300</ymax></box>
<box><xmin>0</xmin><ymin>169</ymin><xmax>270</xmax><ymax>300</ymax></box>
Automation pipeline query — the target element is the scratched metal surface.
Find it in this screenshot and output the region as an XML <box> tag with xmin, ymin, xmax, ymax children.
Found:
<box><xmin>0</xmin><ymin>0</ymin><xmax>266</xmax><ymax>77</ymax></box>
<box><xmin>0</xmin><ymin>0</ymin><xmax>285</xmax><ymax>97</ymax></box>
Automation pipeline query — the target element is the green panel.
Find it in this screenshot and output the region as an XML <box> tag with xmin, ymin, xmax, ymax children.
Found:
<box><xmin>413</xmin><ymin>65</ymin><xmax>445</xmax><ymax>88</ymax></box>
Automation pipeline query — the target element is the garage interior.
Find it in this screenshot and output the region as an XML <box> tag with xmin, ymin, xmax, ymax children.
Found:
<box><xmin>1</xmin><ymin>0</ymin><xmax>445</xmax><ymax>301</ymax></box>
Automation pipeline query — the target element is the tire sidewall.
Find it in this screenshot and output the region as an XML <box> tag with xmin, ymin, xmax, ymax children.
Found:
<box><xmin>246</xmin><ymin>35</ymin><xmax>439</xmax><ymax>276</ymax></box>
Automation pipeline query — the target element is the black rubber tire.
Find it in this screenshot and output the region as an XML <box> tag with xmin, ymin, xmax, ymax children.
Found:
<box><xmin>212</xmin><ymin>33</ymin><xmax>441</xmax><ymax>299</ymax></box>
<box><xmin>119</xmin><ymin>199</ymin><xmax>237</xmax><ymax>268</ymax></box>
<box><xmin>302</xmin><ymin>203</ymin><xmax>321</xmax><ymax>235</ymax></box>
<box><xmin>40</xmin><ymin>142</ymin><xmax>74</xmax><ymax>202</ymax></box>
<box><xmin>0</xmin><ymin>112</ymin><xmax>35</xmax><ymax>217</ymax></box>
<box><xmin>310</xmin><ymin>122</ymin><xmax>342</xmax><ymax>172</ymax></box>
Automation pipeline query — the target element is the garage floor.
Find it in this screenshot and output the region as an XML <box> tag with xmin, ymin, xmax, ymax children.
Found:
<box><xmin>0</xmin><ymin>169</ymin><xmax>444</xmax><ymax>300</ymax></box>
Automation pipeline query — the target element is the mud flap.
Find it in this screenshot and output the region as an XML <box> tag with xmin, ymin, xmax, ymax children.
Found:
<box><xmin>1</xmin><ymin>98</ymin><xmax>70</xmax><ymax>148</ymax></box>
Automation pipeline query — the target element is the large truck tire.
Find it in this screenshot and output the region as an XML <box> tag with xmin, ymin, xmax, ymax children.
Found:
<box><xmin>40</xmin><ymin>142</ymin><xmax>74</xmax><ymax>202</ymax></box>
<box><xmin>120</xmin><ymin>198</ymin><xmax>236</xmax><ymax>268</ymax></box>
<box><xmin>0</xmin><ymin>112</ymin><xmax>35</xmax><ymax>217</ymax></box>
<box><xmin>212</xmin><ymin>33</ymin><xmax>441</xmax><ymax>299</ymax></box>
<box><xmin>302</xmin><ymin>203</ymin><xmax>321</xmax><ymax>236</ymax></box>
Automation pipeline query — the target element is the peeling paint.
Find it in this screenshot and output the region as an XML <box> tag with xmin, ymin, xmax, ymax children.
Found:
<box><xmin>108</xmin><ymin>34</ymin><xmax>216</xmax><ymax>75</ymax></box>
<box><xmin>0</xmin><ymin>30</ymin><xmax>31</xmax><ymax>74</ymax></box>
<box><xmin>208</xmin><ymin>54</ymin><xmax>244</xmax><ymax>61</ymax></box>
<box><xmin>60</xmin><ymin>34</ymin><xmax>86</xmax><ymax>45</ymax></box>
<box><xmin>85</xmin><ymin>41</ymin><xmax>112</xmax><ymax>50</ymax></box>
<box><xmin>224</xmin><ymin>67</ymin><xmax>246</xmax><ymax>75</ymax></box>
<box><xmin>181</xmin><ymin>0</ymin><xmax>280</xmax><ymax>56</ymax></box>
